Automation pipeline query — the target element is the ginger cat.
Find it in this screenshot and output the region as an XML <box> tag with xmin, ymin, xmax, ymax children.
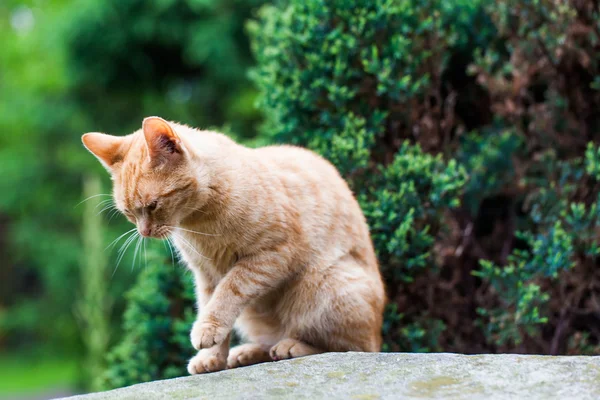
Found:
<box><xmin>82</xmin><ymin>117</ymin><xmax>385</xmax><ymax>374</ymax></box>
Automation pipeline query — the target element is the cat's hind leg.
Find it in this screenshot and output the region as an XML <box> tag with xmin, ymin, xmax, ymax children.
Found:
<box><xmin>275</xmin><ymin>256</ymin><xmax>385</xmax><ymax>356</ymax></box>
<box><xmin>227</xmin><ymin>343</ymin><xmax>272</xmax><ymax>369</ymax></box>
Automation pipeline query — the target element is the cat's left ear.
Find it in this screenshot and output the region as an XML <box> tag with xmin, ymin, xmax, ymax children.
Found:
<box><xmin>142</xmin><ymin>116</ymin><xmax>182</xmax><ymax>164</ymax></box>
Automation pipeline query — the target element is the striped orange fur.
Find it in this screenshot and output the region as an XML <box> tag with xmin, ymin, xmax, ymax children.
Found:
<box><xmin>82</xmin><ymin>117</ymin><xmax>386</xmax><ymax>374</ymax></box>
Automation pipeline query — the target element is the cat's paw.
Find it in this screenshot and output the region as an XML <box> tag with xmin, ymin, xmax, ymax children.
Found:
<box><xmin>270</xmin><ymin>338</ymin><xmax>321</xmax><ymax>361</ymax></box>
<box><xmin>227</xmin><ymin>343</ymin><xmax>271</xmax><ymax>369</ymax></box>
<box><xmin>190</xmin><ymin>318</ymin><xmax>229</xmax><ymax>350</ymax></box>
<box><xmin>187</xmin><ymin>349</ymin><xmax>227</xmax><ymax>374</ymax></box>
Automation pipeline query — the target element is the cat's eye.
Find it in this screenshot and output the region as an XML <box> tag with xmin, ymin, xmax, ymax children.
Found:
<box><xmin>147</xmin><ymin>201</ymin><xmax>158</xmax><ymax>211</ymax></box>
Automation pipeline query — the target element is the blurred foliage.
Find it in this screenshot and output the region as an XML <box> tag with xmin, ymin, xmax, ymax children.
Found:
<box><xmin>0</xmin><ymin>0</ymin><xmax>92</xmax><ymax>357</ymax></box>
<box><xmin>0</xmin><ymin>352</ymin><xmax>78</xmax><ymax>395</ymax></box>
<box><xmin>102</xmin><ymin>249</ymin><xmax>196</xmax><ymax>389</ymax></box>
<box><xmin>65</xmin><ymin>0</ymin><xmax>264</xmax><ymax>139</ymax></box>
<box><xmin>75</xmin><ymin>175</ymin><xmax>113</xmax><ymax>392</ymax></box>
<box><xmin>0</xmin><ymin>0</ymin><xmax>265</xmax><ymax>393</ymax></box>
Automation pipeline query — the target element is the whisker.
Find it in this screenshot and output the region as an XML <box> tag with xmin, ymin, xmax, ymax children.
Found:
<box><xmin>107</xmin><ymin>209</ymin><xmax>122</xmax><ymax>222</ymax></box>
<box><xmin>131</xmin><ymin>235</ymin><xmax>143</xmax><ymax>272</ymax></box>
<box><xmin>116</xmin><ymin>235</ymin><xmax>137</xmax><ymax>264</ymax></box>
<box><xmin>166</xmin><ymin>237</ymin><xmax>176</xmax><ymax>266</ymax></box>
<box><xmin>97</xmin><ymin>204</ymin><xmax>117</xmax><ymax>216</ymax></box>
<box><xmin>167</xmin><ymin>226</ymin><xmax>221</xmax><ymax>237</ymax></box>
<box><xmin>94</xmin><ymin>199</ymin><xmax>113</xmax><ymax>211</ymax></box>
<box><xmin>112</xmin><ymin>231</ymin><xmax>139</xmax><ymax>277</ymax></box>
<box><xmin>143</xmin><ymin>237</ymin><xmax>148</xmax><ymax>270</ymax></box>
<box><xmin>105</xmin><ymin>227</ymin><xmax>137</xmax><ymax>251</ymax></box>
<box><xmin>117</xmin><ymin>231</ymin><xmax>138</xmax><ymax>257</ymax></box>
<box><xmin>75</xmin><ymin>193</ymin><xmax>112</xmax><ymax>208</ymax></box>
<box><xmin>161</xmin><ymin>239</ymin><xmax>172</xmax><ymax>266</ymax></box>
<box><xmin>172</xmin><ymin>232</ymin><xmax>211</xmax><ymax>260</ymax></box>
<box><xmin>168</xmin><ymin>236</ymin><xmax>180</xmax><ymax>258</ymax></box>
<box><xmin>178</xmin><ymin>206</ymin><xmax>207</xmax><ymax>215</ymax></box>
<box><xmin>137</xmin><ymin>237</ymin><xmax>144</xmax><ymax>270</ymax></box>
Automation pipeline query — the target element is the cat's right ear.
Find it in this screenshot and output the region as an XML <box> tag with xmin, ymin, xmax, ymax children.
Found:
<box><xmin>142</xmin><ymin>117</ymin><xmax>182</xmax><ymax>165</ymax></box>
<box><xmin>82</xmin><ymin>133</ymin><xmax>125</xmax><ymax>172</ymax></box>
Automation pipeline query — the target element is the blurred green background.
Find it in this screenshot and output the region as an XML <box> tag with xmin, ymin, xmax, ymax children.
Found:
<box><xmin>0</xmin><ymin>0</ymin><xmax>265</xmax><ymax>397</ymax></box>
<box><xmin>1</xmin><ymin>0</ymin><xmax>599</xmax><ymax>398</ymax></box>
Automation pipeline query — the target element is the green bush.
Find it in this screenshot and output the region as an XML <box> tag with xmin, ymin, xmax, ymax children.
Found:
<box><xmin>249</xmin><ymin>0</ymin><xmax>600</xmax><ymax>354</ymax></box>
<box><xmin>102</xmin><ymin>248</ymin><xmax>196</xmax><ymax>389</ymax></box>
<box><xmin>248</xmin><ymin>0</ymin><xmax>485</xmax><ymax>353</ymax></box>
<box><xmin>104</xmin><ymin>0</ymin><xmax>600</xmax><ymax>388</ymax></box>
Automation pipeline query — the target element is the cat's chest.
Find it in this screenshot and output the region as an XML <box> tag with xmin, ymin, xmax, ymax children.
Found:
<box><xmin>171</xmin><ymin>233</ymin><xmax>234</xmax><ymax>282</ymax></box>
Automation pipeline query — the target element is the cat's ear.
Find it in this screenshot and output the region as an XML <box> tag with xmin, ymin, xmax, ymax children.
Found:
<box><xmin>82</xmin><ymin>132</ymin><xmax>125</xmax><ymax>172</ymax></box>
<box><xmin>142</xmin><ymin>116</ymin><xmax>182</xmax><ymax>164</ymax></box>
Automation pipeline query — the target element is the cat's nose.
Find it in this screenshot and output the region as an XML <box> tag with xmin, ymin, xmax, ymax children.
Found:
<box><xmin>139</xmin><ymin>224</ymin><xmax>152</xmax><ymax>237</ymax></box>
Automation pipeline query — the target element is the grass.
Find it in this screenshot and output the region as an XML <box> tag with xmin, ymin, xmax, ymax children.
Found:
<box><xmin>0</xmin><ymin>352</ymin><xmax>78</xmax><ymax>395</ymax></box>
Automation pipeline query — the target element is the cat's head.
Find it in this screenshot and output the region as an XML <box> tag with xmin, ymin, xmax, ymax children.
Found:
<box><xmin>82</xmin><ymin>117</ymin><xmax>206</xmax><ymax>238</ymax></box>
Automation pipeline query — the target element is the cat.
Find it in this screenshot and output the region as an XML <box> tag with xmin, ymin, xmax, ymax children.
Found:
<box><xmin>82</xmin><ymin>116</ymin><xmax>386</xmax><ymax>374</ymax></box>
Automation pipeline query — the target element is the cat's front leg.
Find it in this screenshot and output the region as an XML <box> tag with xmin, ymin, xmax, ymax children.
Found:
<box><xmin>188</xmin><ymin>268</ymin><xmax>231</xmax><ymax>353</ymax></box>
<box><xmin>191</xmin><ymin>250</ymin><xmax>293</xmax><ymax>350</ymax></box>
<box><xmin>190</xmin><ymin>315</ymin><xmax>231</xmax><ymax>350</ymax></box>
<box><xmin>187</xmin><ymin>334</ymin><xmax>230</xmax><ymax>374</ymax></box>
<box><xmin>187</xmin><ymin>269</ymin><xmax>230</xmax><ymax>374</ymax></box>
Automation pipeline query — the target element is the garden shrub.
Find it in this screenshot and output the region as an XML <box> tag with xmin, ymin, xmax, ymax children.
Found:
<box><xmin>102</xmin><ymin>248</ymin><xmax>196</xmax><ymax>389</ymax></box>
<box><xmin>249</xmin><ymin>0</ymin><xmax>600</xmax><ymax>354</ymax></box>
<box><xmin>249</xmin><ymin>0</ymin><xmax>489</xmax><ymax>352</ymax></box>
<box><xmin>105</xmin><ymin>0</ymin><xmax>600</xmax><ymax>387</ymax></box>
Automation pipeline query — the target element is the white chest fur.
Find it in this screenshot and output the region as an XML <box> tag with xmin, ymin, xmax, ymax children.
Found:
<box><xmin>171</xmin><ymin>232</ymin><xmax>234</xmax><ymax>285</ymax></box>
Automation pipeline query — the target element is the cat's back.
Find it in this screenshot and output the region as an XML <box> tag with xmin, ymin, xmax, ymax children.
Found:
<box><xmin>253</xmin><ymin>144</ymin><xmax>375</xmax><ymax>264</ymax></box>
<box><xmin>254</xmin><ymin>144</ymin><xmax>345</xmax><ymax>188</ymax></box>
<box><xmin>254</xmin><ymin>144</ymin><xmax>359</xmax><ymax>211</ymax></box>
